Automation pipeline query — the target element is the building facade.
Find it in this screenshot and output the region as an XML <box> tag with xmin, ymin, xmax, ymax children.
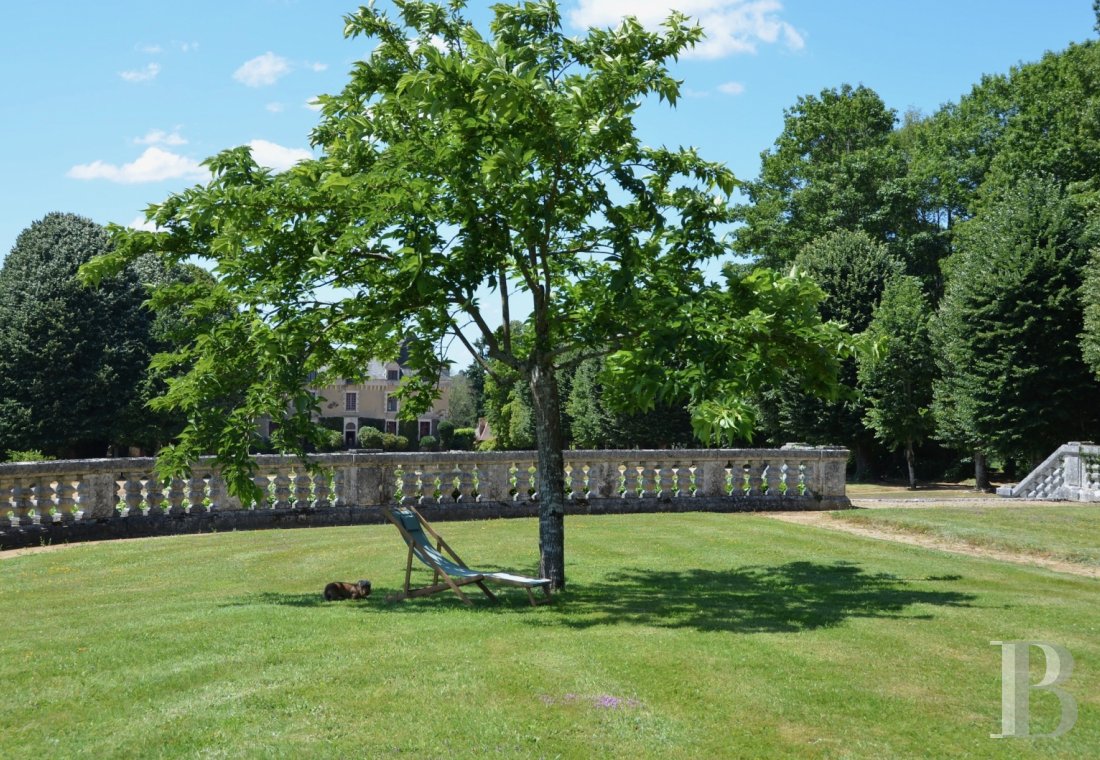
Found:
<box><xmin>311</xmin><ymin>359</ymin><xmax>450</xmax><ymax>447</ymax></box>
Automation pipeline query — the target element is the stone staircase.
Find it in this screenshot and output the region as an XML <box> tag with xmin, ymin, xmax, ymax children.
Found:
<box><xmin>997</xmin><ymin>442</ymin><xmax>1100</xmax><ymax>501</ymax></box>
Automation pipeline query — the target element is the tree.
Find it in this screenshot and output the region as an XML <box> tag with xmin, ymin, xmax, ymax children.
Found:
<box><xmin>734</xmin><ymin>84</ymin><xmax>944</xmax><ymax>283</ymax></box>
<box><xmin>933</xmin><ymin>177</ymin><xmax>1100</xmax><ymax>478</ymax></box>
<box><xmin>444</xmin><ymin>372</ymin><xmax>478</xmax><ymax>428</ymax></box>
<box><xmin>0</xmin><ymin>213</ymin><xmax>151</xmax><ymax>457</ymax></box>
<box><xmin>84</xmin><ymin>1</ymin><xmax>849</xmax><ymax>590</ymax></box>
<box><xmin>568</xmin><ymin>356</ymin><xmax>694</xmax><ymax>448</ymax></box>
<box><xmin>857</xmin><ymin>277</ymin><xmax>935</xmax><ymax>488</ymax></box>
<box><xmin>1081</xmin><ymin>247</ymin><xmax>1100</xmax><ymax>379</ymax></box>
<box><xmin>755</xmin><ymin>230</ymin><xmax>904</xmax><ymax>479</ymax></box>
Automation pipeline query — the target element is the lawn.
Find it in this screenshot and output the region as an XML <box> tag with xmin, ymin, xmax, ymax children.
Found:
<box><xmin>832</xmin><ymin>504</ymin><xmax>1100</xmax><ymax>567</ymax></box>
<box><xmin>846</xmin><ymin>481</ymin><xmax>1000</xmax><ymax>500</ymax></box>
<box><xmin>2</xmin><ymin>513</ymin><xmax>1097</xmax><ymax>758</ymax></box>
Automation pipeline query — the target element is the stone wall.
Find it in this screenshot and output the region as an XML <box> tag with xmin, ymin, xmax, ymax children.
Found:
<box><xmin>0</xmin><ymin>446</ymin><xmax>849</xmax><ymax>551</ymax></box>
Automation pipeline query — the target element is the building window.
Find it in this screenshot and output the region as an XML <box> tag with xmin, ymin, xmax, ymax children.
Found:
<box><xmin>386</xmin><ymin>395</ymin><xmax>398</xmax><ymax>413</ymax></box>
<box><xmin>386</xmin><ymin>420</ymin><xmax>398</xmax><ymax>435</ymax></box>
<box><xmin>345</xmin><ymin>392</ymin><xmax>358</xmax><ymax>412</ymax></box>
<box><xmin>386</xmin><ymin>368</ymin><xmax>400</xmax><ymax>381</ymax></box>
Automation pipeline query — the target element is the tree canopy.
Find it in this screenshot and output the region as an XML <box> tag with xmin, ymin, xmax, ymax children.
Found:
<box><xmin>83</xmin><ymin>1</ymin><xmax>851</xmax><ymax>589</ymax></box>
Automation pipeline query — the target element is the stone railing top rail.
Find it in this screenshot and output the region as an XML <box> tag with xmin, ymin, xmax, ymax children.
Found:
<box><xmin>0</xmin><ymin>446</ymin><xmax>849</xmax><ymax>477</ymax></box>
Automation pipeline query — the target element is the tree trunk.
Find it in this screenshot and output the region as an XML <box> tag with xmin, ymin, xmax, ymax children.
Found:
<box><xmin>974</xmin><ymin>450</ymin><xmax>990</xmax><ymax>492</ymax></box>
<box><xmin>905</xmin><ymin>439</ymin><xmax>917</xmax><ymax>490</ymax></box>
<box><xmin>529</xmin><ymin>359</ymin><xmax>566</xmax><ymax>591</ymax></box>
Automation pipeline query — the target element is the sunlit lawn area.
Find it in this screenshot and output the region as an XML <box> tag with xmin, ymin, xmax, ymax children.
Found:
<box><xmin>833</xmin><ymin>504</ymin><xmax>1100</xmax><ymax>567</ymax></box>
<box><xmin>3</xmin><ymin>513</ymin><xmax>1097</xmax><ymax>758</ymax></box>
<box><xmin>846</xmin><ymin>481</ymin><xmax>1001</xmax><ymax>500</ymax></box>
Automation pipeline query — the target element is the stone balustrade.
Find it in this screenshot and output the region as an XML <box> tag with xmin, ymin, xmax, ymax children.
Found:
<box><xmin>0</xmin><ymin>446</ymin><xmax>848</xmax><ymax>550</ymax></box>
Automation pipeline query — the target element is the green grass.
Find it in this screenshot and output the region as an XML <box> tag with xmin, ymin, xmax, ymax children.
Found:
<box><xmin>832</xmin><ymin>504</ymin><xmax>1100</xmax><ymax>567</ymax></box>
<box><xmin>3</xmin><ymin>513</ymin><xmax>1098</xmax><ymax>758</ymax></box>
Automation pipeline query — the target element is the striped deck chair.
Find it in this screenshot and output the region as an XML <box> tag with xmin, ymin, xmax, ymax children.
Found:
<box><xmin>384</xmin><ymin>506</ymin><xmax>552</xmax><ymax>606</ymax></box>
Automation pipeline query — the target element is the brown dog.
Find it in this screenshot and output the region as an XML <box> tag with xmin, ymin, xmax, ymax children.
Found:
<box><xmin>323</xmin><ymin>579</ymin><xmax>372</xmax><ymax>601</ymax></box>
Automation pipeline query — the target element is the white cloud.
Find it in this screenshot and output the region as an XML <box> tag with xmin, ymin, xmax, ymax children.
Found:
<box><xmin>128</xmin><ymin>214</ymin><xmax>161</xmax><ymax>232</ymax></box>
<box><xmin>67</xmin><ymin>147</ymin><xmax>207</xmax><ymax>184</ymax></box>
<box><xmin>717</xmin><ymin>80</ymin><xmax>745</xmax><ymax>95</ymax></box>
<box><xmin>305</xmin><ymin>97</ymin><xmax>323</xmax><ymax>111</ymax></box>
<box><xmin>119</xmin><ymin>62</ymin><xmax>161</xmax><ymax>83</ymax></box>
<box><xmin>266</xmin><ymin>102</ymin><xmax>285</xmax><ymax>113</ymax></box>
<box><xmin>247</xmin><ymin>139</ymin><xmax>311</xmax><ymax>171</ymax></box>
<box><xmin>568</xmin><ymin>0</ymin><xmax>804</xmax><ymax>59</ymax></box>
<box><xmin>176</xmin><ymin>41</ymin><xmax>199</xmax><ymax>53</ymax></box>
<box><xmin>135</xmin><ymin>43</ymin><xmax>162</xmax><ymax>54</ymax></box>
<box><xmin>307</xmin><ymin>61</ymin><xmax>328</xmax><ymax>72</ymax></box>
<box><xmin>134</xmin><ymin>128</ymin><xmax>187</xmax><ymax>146</ymax></box>
<box><xmin>234</xmin><ymin>52</ymin><xmax>291</xmax><ymax>87</ymax></box>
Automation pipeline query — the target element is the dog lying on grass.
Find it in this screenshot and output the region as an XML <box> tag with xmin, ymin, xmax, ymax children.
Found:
<box><xmin>323</xmin><ymin>580</ymin><xmax>372</xmax><ymax>601</ymax></box>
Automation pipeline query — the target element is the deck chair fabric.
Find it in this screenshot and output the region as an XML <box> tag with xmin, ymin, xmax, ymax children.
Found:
<box><xmin>385</xmin><ymin>506</ymin><xmax>552</xmax><ymax>606</ymax></box>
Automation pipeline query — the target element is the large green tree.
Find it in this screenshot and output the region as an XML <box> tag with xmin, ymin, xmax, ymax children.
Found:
<box><xmin>857</xmin><ymin>276</ymin><xmax>935</xmax><ymax>489</ymax></box>
<box><xmin>84</xmin><ymin>1</ymin><xmax>849</xmax><ymax>590</ymax></box>
<box><xmin>0</xmin><ymin>213</ymin><xmax>151</xmax><ymax>457</ymax></box>
<box><xmin>755</xmin><ymin>230</ymin><xmax>903</xmax><ymax>479</ymax></box>
<box><xmin>933</xmin><ymin>177</ymin><xmax>1100</xmax><ymax>476</ymax></box>
<box><xmin>734</xmin><ymin>84</ymin><xmax>945</xmax><ymax>284</ymax></box>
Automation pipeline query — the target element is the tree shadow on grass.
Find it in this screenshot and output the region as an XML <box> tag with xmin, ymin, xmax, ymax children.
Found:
<box><xmin>540</xmin><ymin>561</ymin><xmax>978</xmax><ymax>633</ymax></box>
<box><xmin>232</xmin><ymin>561</ymin><xmax>977</xmax><ymax>634</ymax></box>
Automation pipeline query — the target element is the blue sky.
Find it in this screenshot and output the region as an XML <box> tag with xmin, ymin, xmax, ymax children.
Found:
<box><xmin>2</xmin><ymin>0</ymin><xmax>1096</xmax><ymax>275</ymax></box>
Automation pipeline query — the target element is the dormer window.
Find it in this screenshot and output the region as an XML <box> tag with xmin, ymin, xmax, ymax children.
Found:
<box><xmin>387</xmin><ymin>368</ymin><xmax>400</xmax><ymax>381</ymax></box>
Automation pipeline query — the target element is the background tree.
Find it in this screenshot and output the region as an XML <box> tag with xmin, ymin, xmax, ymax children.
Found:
<box><xmin>933</xmin><ymin>176</ymin><xmax>1100</xmax><ymax>479</ymax></box>
<box><xmin>734</xmin><ymin>84</ymin><xmax>945</xmax><ymax>285</ymax></box>
<box><xmin>567</xmin><ymin>356</ymin><xmax>694</xmax><ymax>449</ymax></box>
<box><xmin>0</xmin><ymin>213</ymin><xmax>151</xmax><ymax>457</ymax></box>
<box><xmin>85</xmin><ymin>1</ymin><xmax>849</xmax><ymax>590</ymax></box>
<box><xmin>857</xmin><ymin>276</ymin><xmax>935</xmax><ymax>488</ymax></box>
<box><xmin>755</xmin><ymin>230</ymin><xmax>903</xmax><ymax>479</ymax></box>
<box><xmin>444</xmin><ymin>371</ymin><xmax>479</xmax><ymax>428</ymax></box>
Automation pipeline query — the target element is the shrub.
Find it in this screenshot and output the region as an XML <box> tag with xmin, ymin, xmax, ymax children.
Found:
<box><xmin>452</xmin><ymin>428</ymin><xmax>476</xmax><ymax>451</ymax></box>
<box><xmin>4</xmin><ymin>449</ymin><xmax>55</xmax><ymax>463</ymax></box>
<box><xmin>320</xmin><ymin>428</ymin><xmax>346</xmax><ymax>452</ymax></box>
<box><xmin>437</xmin><ymin>420</ymin><xmax>455</xmax><ymax>449</ymax></box>
<box><xmin>419</xmin><ymin>434</ymin><xmax>438</xmax><ymax>452</ymax></box>
<box><xmin>381</xmin><ymin>433</ymin><xmax>410</xmax><ymax>452</ymax></box>
<box><xmin>357</xmin><ymin>426</ymin><xmax>384</xmax><ymax>450</ymax></box>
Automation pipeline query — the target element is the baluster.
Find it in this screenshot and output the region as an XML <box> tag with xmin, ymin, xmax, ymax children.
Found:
<box><xmin>400</xmin><ymin>468</ymin><xmax>419</xmax><ymax>507</ymax></box>
<box><xmin>294</xmin><ymin>469</ymin><xmax>313</xmax><ymax>509</ymax></box>
<box><xmin>145</xmin><ymin>476</ymin><xmax>165</xmax><ymax>517</ymax></box>
<box><xmin>622</xmin><ymin>461</ymin><xmax>640</xmax><ymax>498</ymax></box>
<box><xmin>527</xmin><ymin>464</ymin><xmax>540</xmax><ymax>502</ymax></box>
<box><xmin>436</xmin><ymin>464</ymin><xmax>456</xmax><ymax>505</ymax></box>
<box><xmin>167</xmin><ymin>477</ymin><xmax>187</xmax><ymax>516</ymax></box>
<box><xmin>796</xmin><ymin>461</ymin><xmax>808</xmax><ymax>496</ymax></box>
<box><xmin>207</xmin><ymin>472</ymin><xmax>236</xmax><ymax>511</ymax></box>
<box><xmin>11</xmin><ymin>479</ymin><xmax>31</xmax><ymax>526</ymax></box>
<box><xmin>674</xmin><ymin>463</ymin><xmax>693</xmax><ymax>498</ymax></box>
<box><xmin>418</xmin><ymin>466</ymin><xmax>436</xmax><ymax>506</ymax></box>
<box><xmin>777</xmin><ymin>461</ymin><xmax>790</xmax><ymax>497</ymax></box>
<box><xmin>0</xmin><ymin>479</ymin><xmax>12</xmax><ymax>528</ymax></box>
<box><xmin>187</xmin><ymin>476</ymin><xmax>208</xmax><ymax>514</ymax></box>
<box><xmin>273</xmin><ymin>469</ymin><xmax>292</xmax><ymax>509</ymax></box>
<box><xmin>764</xmin><ymin>461</ymin><xmax>782</xmax><ymax>497</ymax></box>
<box><xmin>332</xmin><ymin>467</ymin><xmax>348</xmax><ymax>507</ymax></box>
<box><xmin>566</xmin><ymin>462</ymin><xmax>585</xmax><ymax>501</ymax></box>
<box><xmin>509</xmin><ymin>464</ymin><xmax>524</xmax><ymax>503</ymax></box>
<box><xmin>745</xmin><ymin>460</ymin><xmax>763</xmax><ymax>496</ymax></box>
<box><xmin>122</xmin><ymin>473</ymin><xmax>145</xmax><ymax>517</ymax></box>
<box><xmin>639</xmin><ymin>461</ymin><xmax>658</xmax><ymax>498</ymax></box>
<box><xmin>32</xmin><ymin>477</ymin><xmax>56</xmax><ymax>525</ymax></box>
<box><xmin>454</xmin><ymin>464</ymin><xmax>473</xmax><ymax>503</ymax></box>
<box><xmin>801</xmin><ymin>459</ymin><xmax>817</xmax><ymax>497</ymax></box>
<box><xmin>252</xmin><ymin>474</ymin><xmax>271</xmax><ymax>509</ymax></box>
<box><xmin>313</xmin><ymin>471</ymin><xmax>332</xmax><ymax>509</ymax></box>
<box><xmin>652</xmin><ymin>462</ymin><xmax>669</xmax><ymax>500</ymax></box>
